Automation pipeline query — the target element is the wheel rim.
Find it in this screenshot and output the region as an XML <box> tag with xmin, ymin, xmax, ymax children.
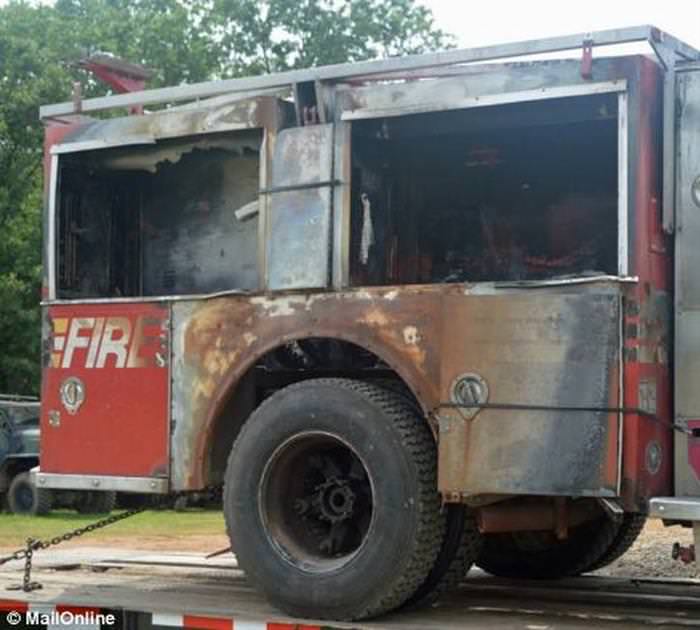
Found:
<box><xmin>259</xmin><ymin>431</ymin><xmax>375</xmax><ymax>572</ymax></box>
<box><xmin>14</xmin><ymin>482</ymin><xmax>35</xmax><ymax>513</ymax></box>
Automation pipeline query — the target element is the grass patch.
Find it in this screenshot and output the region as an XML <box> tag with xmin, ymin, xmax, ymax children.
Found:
<box><xmin>0</xmin><ymin>509</ymin><xmax>225</xmax><ymax>549</ymax></box>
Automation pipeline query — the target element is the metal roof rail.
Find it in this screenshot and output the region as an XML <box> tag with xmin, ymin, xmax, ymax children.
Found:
<box><xmin>40</xmin><ymin>24</ymin><xmax>700</xmax><ymax>120</ymax></box>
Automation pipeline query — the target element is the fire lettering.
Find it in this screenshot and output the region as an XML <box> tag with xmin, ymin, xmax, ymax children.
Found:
<box><xmin>85</xmin><ymin>318</ymin><xmax>105</xmax><ymax>368</ymax></box>
<box><xmin>95</xmin><ymin>317</ymin><xmax>131</xmax><ymax>368</ymax></box>
<box><xmin>61</xmin><ymin>318</ymin><xmax>94</xmax><ymax>368</ymax></box>
<box><xmin>51</xmin><ymin>315</ymin><xmax>164</xmax><ymax>369</ymax></box>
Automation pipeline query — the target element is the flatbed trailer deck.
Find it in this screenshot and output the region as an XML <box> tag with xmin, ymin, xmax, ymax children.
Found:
<box><xmin>2</xmin><ymin>548</ymin><xmax>700</xmax><ymax>629</ymax></box>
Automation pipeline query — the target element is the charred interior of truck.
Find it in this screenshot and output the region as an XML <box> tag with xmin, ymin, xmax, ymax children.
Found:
<box><xmin>55</xmin><ymin>94</ymin><xmax>620</xmax><ymax>299</ymax></box>
<box><xmin>56</xmin><ymin>130</ymin><xmax>262</xmax><ymax>299</ymax></box>
<box><xmin>349</xmin><ymin>94</ymin><xmax>620</xmax><ymax>285</ymax></box>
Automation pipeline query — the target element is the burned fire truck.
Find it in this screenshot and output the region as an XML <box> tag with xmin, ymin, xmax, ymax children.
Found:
<box><xmin>34</xmin><ymin>26</ymin><xmax>700</xmax><ymax>620</ymax></box>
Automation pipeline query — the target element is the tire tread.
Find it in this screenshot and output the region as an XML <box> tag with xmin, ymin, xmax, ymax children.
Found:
<box><xmin>224</xmin><ymin>377</ymin><xmax>444</xmax><ymax>620</ymax></box>
<box><xmin>586</xmin><ymin>513</ymin><xmax>646</xmax><ymax>572</ymax></box>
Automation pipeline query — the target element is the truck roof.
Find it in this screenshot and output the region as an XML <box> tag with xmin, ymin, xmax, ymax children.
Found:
<box><xmin>41</xmin><ymin>24</ymin><xmax>699</xmax><ymax>120</ymax></box>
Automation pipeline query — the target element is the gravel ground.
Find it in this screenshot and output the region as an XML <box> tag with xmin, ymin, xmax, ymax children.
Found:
<box><xmin>594</xmin><ymin>518</ymin><xmax>698</xmax><ymax>578</ymax></box>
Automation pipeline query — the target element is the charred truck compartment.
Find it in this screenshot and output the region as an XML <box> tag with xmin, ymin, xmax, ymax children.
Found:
<box><xmin>350</xmin><ymin>94</ymin><xmax>619</xmax><ymax>286</ymax></box>
<box><xmin>43</xmin><ymin>67</ymin><xmax>636</xmax><ymax>503</ymax></box>
<box><xmin>40</xmin><ymin>50</ymin><xmax>676</xmax><ymax>540</ymax></box>
<box><xmin>57</xmin><ymin>130</ymin><xmax>263</xmax><ymax>299</ymax></box>
<box><xmin>37</xmin><ymin>28</ymin><xmax>699</xmax><ymax>617</ymax></box>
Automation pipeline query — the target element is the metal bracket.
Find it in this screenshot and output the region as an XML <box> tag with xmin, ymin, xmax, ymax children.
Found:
<box><xmin>259</xmin><ymin>179</ymin><xmax>341</xmax><ymax>195</ymax></box>
<box><xmin>581</xmin><ymin>37</ymin><xmax>594</xmax><ymax>79</ymax></box>
<box><xmin>650</xmin><ymin>38</ymin><xmax>683</xmax><ymax>234</ymax></box>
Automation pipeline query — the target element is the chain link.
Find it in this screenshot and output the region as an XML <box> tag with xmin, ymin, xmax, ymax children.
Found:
<box><xmin>1</xmin><ymin>484</ymin><xmax>222</xmax><ymax>591</ymax></box>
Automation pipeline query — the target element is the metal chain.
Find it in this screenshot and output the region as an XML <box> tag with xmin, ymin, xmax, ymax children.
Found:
<box><xmin>1</xmin><ymin>484</ymin><xmax>222</xmax><ymax>592</ymax></box>
<box><xmin>16</xmin><ymin>539</ymin><xmax>42</xmax><ymax>593</ymax></box>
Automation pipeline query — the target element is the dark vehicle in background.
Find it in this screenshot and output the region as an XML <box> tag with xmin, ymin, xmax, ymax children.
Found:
<box><xmin>0</xmin><ymin>396</ymin><xmax>47</xmax><ymax>514</ymax></box>
<box><xmin>0</xmin><ymin>395</ymin><xmax>115</xmax><ymax>515</ymax></box>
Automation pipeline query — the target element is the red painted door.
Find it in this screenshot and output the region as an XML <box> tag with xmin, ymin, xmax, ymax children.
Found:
<box><xmin>40</xmin><ymin>302</ymin><xmax>170</xmax><ymax>478</ymax></box>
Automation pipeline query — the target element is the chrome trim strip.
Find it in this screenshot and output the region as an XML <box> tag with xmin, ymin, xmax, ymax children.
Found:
<box><xmin>649</xmin><ymin>497</ymin><xmax>700</xmax><ymax>521</ymax></box>
<box><xmin>618</xmin><ymin>91</ymin><xmax>629</xmax><ymax>276</ymax></box>
<box><xmin>34</xmin><ymin>471</ymin><xmax>169</xmax><ymax>494</ymax></box>
<box><xmin>47</xmin><ymin>154</ymin><xmax>58</xmax><ymax>301</ymax></box>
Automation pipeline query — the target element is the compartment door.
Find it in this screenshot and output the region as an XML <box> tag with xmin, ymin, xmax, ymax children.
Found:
<box><xmin>674</xmin><ymin>68</ymin><xmax>700</xmax><ymax>494</ymax></box>
<box><xmin>439</xmin><ymin>291</ymin><xmax>622</xmax><ymax>497</ymax></box>
<box><xmin>40</xmin><ymin>302</ymin><xmax>170</xmax><ymax>478</ymax></box>
<box><xmin>264</xmin><ymin>124</ymin><xmax>338</xmax><ymax>290</ymax></box>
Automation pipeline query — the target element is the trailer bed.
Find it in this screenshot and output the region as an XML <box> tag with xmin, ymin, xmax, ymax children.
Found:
<box><xmin>2</xmin><ymin>547</ymin><xmax>700</xmax><ymax>629</ymax></box>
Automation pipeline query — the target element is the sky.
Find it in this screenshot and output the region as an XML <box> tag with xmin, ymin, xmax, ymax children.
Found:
<box><xmin>422</xmin><ymin>0</ymin><xmax>700</xmax><ymax>52</ymax></box>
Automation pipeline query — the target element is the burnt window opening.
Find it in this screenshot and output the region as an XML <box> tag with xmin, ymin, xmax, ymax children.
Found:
<box><xmin>56</xmin><ymin>130</ymin><xmax>263</xmax><ymax>299</ymax></box>
<box><xmin>349</xmin><ymin>94</ymin><xmax>620</xmax><ymax>286</ymax></box>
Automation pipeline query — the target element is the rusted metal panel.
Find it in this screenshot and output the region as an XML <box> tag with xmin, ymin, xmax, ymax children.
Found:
<box><xmin>170</xmin><ymin>301</ymin><xmax>199</xmax><ymax>490</ymax></box>
<box><xmin>335</xmin><ymin>59</ymin><xmax>629</xmax><ymax>122</ymax></box>
<box><xmin>437</xmin><ymin>289</ymin><xmax>622</xmax><ymax>498</ymax></box>
<box><xmin>265</xmin><ymin>124</ymin><xmax>335</xmax><ymax>290</ymax></box>
<box><xmin>169</xmin><ymin>281</ymin><xmax>623</xmax><ymax>492</ymax></box>
<box><xmin>54</xmin><ymin>96</ymin><xmax>292</xmax><ymax>152</ymax></box>
<box><xmin>170</xmin><ymin>285</ymin><xmax>445</xmax><ymax>489</ymax></box>
<box><xmin>40</xmin><ymin>302</ymin><xmax>170</xmax><ymax>478</ymax></box>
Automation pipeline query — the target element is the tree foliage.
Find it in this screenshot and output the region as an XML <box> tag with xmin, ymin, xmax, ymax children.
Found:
<box><xmin>213</xmin><ymin>0</ymin><xmax>451</xmax><ymax>74</ymax></box>
<box><xmin>0</xmin><ymin>0</ymin><xmax>452</xmax><ymax>394</ymax></box>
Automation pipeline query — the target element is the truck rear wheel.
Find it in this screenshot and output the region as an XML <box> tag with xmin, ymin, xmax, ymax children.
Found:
<box><xmin>403</xmin><ymin>505</ymin><xmax>482</xmax><ymax>609</ymax></box>
<box><xmin>223</xmin><ymin>378</ymin><xmax>444</xmax><ymax>621</ymax></box>
<box><xmin>8</xmin><ymin>472</ymin><xmax>52</xmax><ymax>515</ymax></box>
<box><xmin>584</xmin><ymin>513</ymin><xmax>646</xmax><ymax>572</ymax></box>
<box><xmin>477</xmin><ymin>512</ymin><xmax>620</xmax><ymax>579</ymax></box>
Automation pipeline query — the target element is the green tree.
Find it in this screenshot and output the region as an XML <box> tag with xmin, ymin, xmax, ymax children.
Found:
<box><xmin>0</xmin><ymin>2</ymin><xmax>64</xmax><ymax>395</ymax></box>
<box><xmin>0</xmin><ymin>0</ymin><xmax>452</xmax><ymax>394</ymax></box>
<box><xmin>212</xmin><ymin>0</ymin><xmax>452</xmax><ymax>75</ymax></box>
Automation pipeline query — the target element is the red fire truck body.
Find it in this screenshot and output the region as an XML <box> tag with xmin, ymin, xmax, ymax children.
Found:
<box><xmin>33</xmin><ymin>26</ymin><xmax>700</xmax><ymax>621</ymax></box>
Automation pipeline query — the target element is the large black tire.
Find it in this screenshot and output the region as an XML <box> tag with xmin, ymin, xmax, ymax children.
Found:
<box><xmin>223</xmin><ymin>378</ymin><xmax>444</xmax><ymax>621</ymax></box>
<box><xmin>584</xmin><ymin>513</ymin><xmax>646</xmax><ymax>572</ymax></box>
<box><xmin>371</xmin><ymin>380</ymin><xmax>483</xmax><ymax>608</ymax></box>
<box><xmin>403</xmin><ymin>505</ymin><xmax>482</xmax><ymax>609</ymax></box>
<box><xmin>8</xmin><ymin>472</ymin><xmax>52</xmax><ymax>516</ymax></box>
<box><xmin>477</xmin><ymin>511</ymin><xmax>621</xmax><ymax>579</ymax></box>
<box><xmin>75</xmin><ymin>491</ymin><xmax>116</xmax><ymax>514</ymax></box>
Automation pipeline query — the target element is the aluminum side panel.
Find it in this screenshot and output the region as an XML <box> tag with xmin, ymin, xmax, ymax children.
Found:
<box><xmin>265</xmin><ymin>125</ymin><xmax>334</xmax><ymax>290</ymax></box>
<box><xmin>439</xmin><ymin>292</ymin><xmax>621</xmax><ymax>497</ymax></box>
<box><xmin>674</xmin><ymin>68</ymin><xmax>700</xmax><ymax>494</ymax></box>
